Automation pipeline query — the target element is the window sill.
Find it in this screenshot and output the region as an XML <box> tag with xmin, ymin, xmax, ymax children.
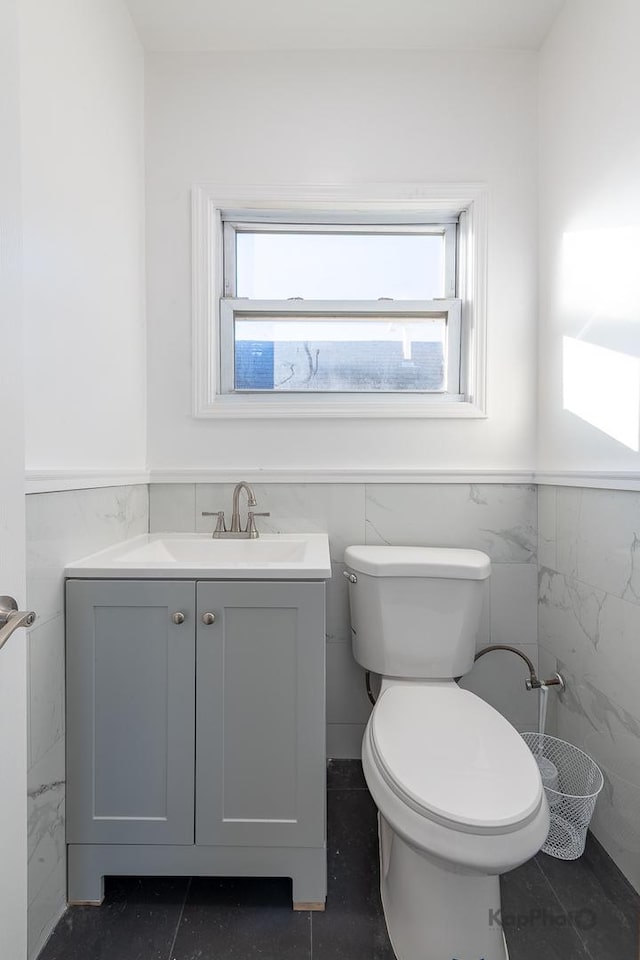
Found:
<box><xmin>194</xmin><ymin>395</ymin><xmax>487</xmax><ymax>419</ymax></box>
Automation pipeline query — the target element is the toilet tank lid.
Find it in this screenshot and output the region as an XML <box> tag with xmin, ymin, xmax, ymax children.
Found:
<box><xmin>344</xmin><ymin>545</ymin><xmax>491</xmax><ymax>579</ymax></box>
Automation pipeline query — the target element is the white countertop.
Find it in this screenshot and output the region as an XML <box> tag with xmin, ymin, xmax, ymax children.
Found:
<box><xmin>65</xmin><ymin>532</ymin><xmax>332</xmax><ymax>580</ymax></box>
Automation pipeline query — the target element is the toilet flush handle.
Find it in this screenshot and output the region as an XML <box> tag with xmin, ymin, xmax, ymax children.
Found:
<box><xmin>342</xmin><ymin>571</ymin><xmax>357</xmax><ymax>584</ymax></box>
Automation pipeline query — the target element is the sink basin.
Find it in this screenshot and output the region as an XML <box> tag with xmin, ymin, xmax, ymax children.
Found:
<box><xmin>117</xmin><ymin>537</ymin><xmax>307</xmax><ymax>565</ymax></box>
<box><xmin>65</xmin><ymin>533</ymin><xmax>331</xmax><ymax>579</ymax></box>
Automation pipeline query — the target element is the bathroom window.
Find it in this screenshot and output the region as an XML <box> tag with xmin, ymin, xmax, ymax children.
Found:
<box><xmin>192</xmin><ymin>185</ymin><xmax>488</xmax><ymax>418</ymax></box>
<box><xmin>220</xmin><ymin>221</ymin><xmax>460</xmax><ymax>396</ymax></box>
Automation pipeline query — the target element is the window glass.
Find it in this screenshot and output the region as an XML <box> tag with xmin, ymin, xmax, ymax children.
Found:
<box><xmin>233</xmin><ymin>314</ymin><xmax>447</xmax><ymax>392</ymax></box>
<box><xmin>235</xmin><ymin>231</ymin><xmax>445</xmax><ymax>300</ymax></box>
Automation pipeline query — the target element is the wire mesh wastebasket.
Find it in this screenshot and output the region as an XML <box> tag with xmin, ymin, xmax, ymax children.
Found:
<box><xmin>521</xmin><ymin>732</ymin><xmax>604</xmax><ymax>860</ymax></box>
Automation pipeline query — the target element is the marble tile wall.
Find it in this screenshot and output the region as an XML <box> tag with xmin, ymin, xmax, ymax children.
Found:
<box><xmin>25</xmin><ymin>485</ymin><xmax>149</xmax><ymax>960</ymax></box>
<box><xmin>150</xmin><ymin>482</ymin><xmax>540</xmax><ymax>756</ymax></box>
<box><xmin>538</xmin><ymin>485</ymin><xmax>640</xmax><ymax>893</ymax></box>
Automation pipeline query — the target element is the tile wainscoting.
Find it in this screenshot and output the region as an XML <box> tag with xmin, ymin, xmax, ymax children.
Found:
<box><xmin>25</xmin><ymin>485</ymin><xmax>149</xmax><ymax>960</ymax></box>
<box><xmin>538</xmin><ymin>485</ymin><xmax>640</xmax><ymax>893</ymax></box>
<box><xmin>149</xmin><ymin>482</ymin><xmax>540</xmax><ymax>755</ymax></box>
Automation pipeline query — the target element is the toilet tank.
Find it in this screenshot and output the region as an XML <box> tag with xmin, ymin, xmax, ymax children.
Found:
<box><xmin>344</xmin><ymin>545</ymin><xmax>491</xmax><ymax>679</ymax></box>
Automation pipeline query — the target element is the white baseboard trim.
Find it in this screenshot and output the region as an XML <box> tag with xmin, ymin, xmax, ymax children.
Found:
<box><xmin>148</xmin><ymin>468</ymin><xmax>536</xmax><ymax>485</ymax></box>
<box><xmin>25</xmin><ymin>470</ymin><xmax>150</xmax><ymax>494</ymax></box>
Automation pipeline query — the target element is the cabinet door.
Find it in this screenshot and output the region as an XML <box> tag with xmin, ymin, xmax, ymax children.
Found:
<box><xmin>66</xmin><ymin>579</ymin><xmax>196</xmax><ymax>844</ymax></box>
<box><xmin>196</xmin><ymin>581</ymin><xmax>325</xmax><ymax>848</ymax></box>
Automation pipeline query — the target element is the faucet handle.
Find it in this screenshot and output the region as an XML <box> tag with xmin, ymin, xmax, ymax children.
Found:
<box><xmin>246</xmin><ymin>511</ymin><xmax>270</xmax><ymax>537</ymax></box>
<box><xmin>202</xmin><ymin>510</ymin><xmax>227</xmax><ymax>536</ymax></box>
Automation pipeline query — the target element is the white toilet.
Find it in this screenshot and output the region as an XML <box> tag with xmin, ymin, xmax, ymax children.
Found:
<box><xmin>344</xmin><ymin>545</ymin><xmax>549</xmax><ymax>960</ymax></box>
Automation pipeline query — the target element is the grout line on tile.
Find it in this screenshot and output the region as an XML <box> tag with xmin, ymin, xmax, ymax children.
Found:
<box><xmin>309</xmin><ymin>906</ymin><xmax>313</xmax><ymax>960</ymax></box>
<box><xmin>166</xmin><ymin>876</ymin><xmax>191</xmax><ymax>960</ymax></box>
<box><xmin>531</xmin><ymin>855</ymin><xmax>597</xmax><ymax>959</ymax></box>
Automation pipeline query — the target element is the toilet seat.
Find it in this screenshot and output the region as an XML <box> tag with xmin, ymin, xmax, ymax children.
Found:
<box><xmin>370</xmin><ymin>684</ymin><xmax>543</xmax><ymax>835</ymax></box>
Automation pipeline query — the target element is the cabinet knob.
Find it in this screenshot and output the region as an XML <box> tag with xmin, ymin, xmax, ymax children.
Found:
<box><xmin>201</xmin><ymin>612</ymin><xmax>216</xmax><ymax>625</ymax></box>
<box><xmin>171</xmin><ymin>612</ymin><xmax>186</xmax><ymax>625</ymax></box>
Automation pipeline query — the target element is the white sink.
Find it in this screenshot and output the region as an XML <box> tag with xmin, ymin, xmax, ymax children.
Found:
<box><xmin>65</xmin><ymin>533</ymin><xmax>331</xmax><ymax>579</ymax></box>
<box><xmin>117</xmin><ymin>536</ymin><xmax>308</xmax><ymax>564</ymax></box>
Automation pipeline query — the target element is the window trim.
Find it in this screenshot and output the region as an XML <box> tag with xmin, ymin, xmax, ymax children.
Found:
<box><xmin>192</xmin><ymin>183</ymin><xmax>488</xmax><ymax>419</ymax></box>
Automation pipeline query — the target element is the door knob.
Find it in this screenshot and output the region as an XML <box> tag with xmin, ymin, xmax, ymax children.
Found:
<box><xmin>0</xmin><ymin>596</ymin><xmax>36</xmax><ymax>652</ymax></box>
<box><xmin>171</xmin><ymin>612</ymin><xmax>186</xmax><ymax>625</ymax></box>
<box><xmin>201</xmin><ymin>612</ymin><xmax>216</xmax><ymax>625</ymax></box>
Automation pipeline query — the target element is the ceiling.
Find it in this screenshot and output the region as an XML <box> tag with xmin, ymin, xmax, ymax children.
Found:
<box><xmin>124</xmin><ymin>0</ymin><xmax>566</xmax><ymax>53</ymax></box>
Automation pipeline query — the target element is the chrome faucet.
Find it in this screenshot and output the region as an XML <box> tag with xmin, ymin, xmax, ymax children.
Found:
<box><xmin>230</xmin><ymin>481</ymin><xmax>257</xmax><ymax>532</ymax></box>
<box><xmin>202</xmin><ymin>482</ymin><xmax>270</xmax><ymax>539</ymax></box>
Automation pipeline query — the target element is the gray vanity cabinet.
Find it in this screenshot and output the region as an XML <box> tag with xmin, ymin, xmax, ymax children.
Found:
<box><xmin>66</xmin><ymin>579</ymin><xmax>196</xmax><ymax>845</ymax></box>
<box><xmin>65</xmin><ymin>576</ymin><xmax>327</xmax><ymax>908</ymax></box>
<box><xmin>196</xmin><ymin>580</ymin><xmax>325</xmax><ymax>848</ymax></box>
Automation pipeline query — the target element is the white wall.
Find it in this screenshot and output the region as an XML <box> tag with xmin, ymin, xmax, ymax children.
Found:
<box><xmin>536</xmin><ymin>0</ymin><xmax>640</xmax><ymax>892</ymax></box>
<box><xmin>146</xmin><ymin>50</ymin><xmax>538</xmax><ymax>474</ymax></box>
<box><xmin>0</xmin><ymin>2</ymin><xmax>28</xmax><ymax>957</ymax></box>
<box><xmin>538</xmin><ymin>0</ymin><xmax>640</xmax><ymax>473</ymax></box>
<box><xmin>19</xmin><ymin>0</ymin><xmax>148</xmax><ymax>952</ymax></box>
<box><xmin>20</xmin><ymin>0</ymin><xmax>147</xmax><ymax>474</ymax></box>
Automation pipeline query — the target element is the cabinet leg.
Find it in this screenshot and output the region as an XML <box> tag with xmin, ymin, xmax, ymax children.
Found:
<box><xmin>291</xmin><ymin>853</ymin><xmax>326</xmax><ymax>912</ymax></box>
<box><xmin>67</xmin><ymin>847</ymin><xmax>105</xmax><ymax>905</ymax></box>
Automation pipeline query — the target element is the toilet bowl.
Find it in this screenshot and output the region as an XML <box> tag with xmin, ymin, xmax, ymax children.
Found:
<box><xmin>344</xmin><ymin>545</ymin><xmax>550</xmax><ymax>960</ymax></box>
<box><xmin>363</xmin><ymin>682</ymin><xmax>549</xmax><ymax>960</ymax></box>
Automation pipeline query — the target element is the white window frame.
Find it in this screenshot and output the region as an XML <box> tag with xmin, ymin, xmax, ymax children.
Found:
<box><xmin>222</xmin><ymin>218</ymin><xmax>458</xmax><ymax>298</ymax></box>
<box><xmin>192</xmin><ymin>184</ymin><xmax>488</xmax><ymax>419</ymax></box>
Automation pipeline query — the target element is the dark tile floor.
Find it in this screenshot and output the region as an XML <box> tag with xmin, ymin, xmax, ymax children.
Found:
<box><xmin>39</xmin><ymin>761</ymin><xmax>639</xmax><ymax>960</ymax></box>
